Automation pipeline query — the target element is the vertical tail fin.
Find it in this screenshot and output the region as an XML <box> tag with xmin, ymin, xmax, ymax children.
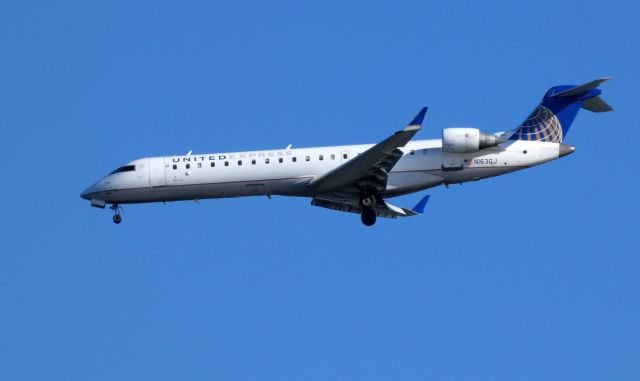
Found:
<box><xmin>507</xmin><ymin>77</ymin><xmax>613</xmax><ymax>143</ymax></box>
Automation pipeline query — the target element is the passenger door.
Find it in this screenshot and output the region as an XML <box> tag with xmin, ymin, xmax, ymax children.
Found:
<box><xmin>148</xmin><ymin>157</ymin><xmax>166</xmax><ymax>187</ymax></box>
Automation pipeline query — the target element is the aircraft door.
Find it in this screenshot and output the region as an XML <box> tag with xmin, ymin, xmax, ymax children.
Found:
<box><xmin>441</xmin><ymin>152</ymin><xmax>464</xmax><ymax>171</ymax></box>
<box><xmin>148</xmin><ymin>157</ymin><xmax>166</xmax><ymax>187</ymax></box>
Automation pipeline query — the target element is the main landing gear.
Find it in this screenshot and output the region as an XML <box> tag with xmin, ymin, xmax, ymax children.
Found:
<box><xmin>361</xmin><ymin>208</ymin><xmax>376</xmax><ymax>226</ymax></box>
<box><xmin>110</xmin><ymin>204</ymin><xmax>123</xmax><ymax>224</ymax></box>
<box><xmin>360</xmin><ymin>195</ymin><xmax>377</xmax><ymax>226</ymax></box>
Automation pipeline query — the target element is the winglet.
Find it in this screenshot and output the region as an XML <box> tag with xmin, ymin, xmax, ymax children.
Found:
<box><xmin>406</xmin><ymin>107</ymin><xmax>428</xmax><ymax>130</ymax></box>
<box><xmin>412</xmin><ymin>194</ymin><xmax>431</xmax><ymax>214</ymax></box>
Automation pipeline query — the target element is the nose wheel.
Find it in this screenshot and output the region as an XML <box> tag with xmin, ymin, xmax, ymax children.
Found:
<box><xmin>110</xmin><ymin>204</ymin><xmax>123</xmax><ymax>224</ymax></box>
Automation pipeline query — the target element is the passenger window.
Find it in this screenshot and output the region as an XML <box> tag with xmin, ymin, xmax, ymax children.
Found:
<box><xmin>330</xmin><ymin>154</ymin><xmax>335</xmax><ymax>160</ymax></box>
<box><xmin>319</xmin><ymin>155</ymin><xmax>324</xmax><ymax>161</ymax></box>
<box><xmin>197</xmin><ymin>162</ymin><xmax>202</xmax><ymax>168</ymax></box>
<box><xmin>343</xmin><ymin>153</ymin><xmax>348</xmax><ymax>159</ymax></box>
<box><xmin>265</xmin><ymin>158</ymin><xmax>270</xmax><ymax>164</ymax></box>
<box><xmin>252</xmin><ymin>159</ymin><xmax>256</xmax><ymax>165</ymax></box>
<box><xmin>211</xmin><ymin>162</ymin><xmax>215</xmax><ymax>167</ymax></box>
<box><xmin>224</xmin><ymin>161</ymin><xmax>229</xmax><ymax>166</ymax></box>
<box><xmin>409</xmin><ymin>150</ymin><xmax>415</xmax><ymax>155</ymax></box>
<box><xmin>186</xmin><ymin>164</ymin><xmax>190</xmax><ymax>169</ymax></box>
<box><xmin>278</xmin><ymin>158</ymin><xmax>283</xmax><ymax>163</ymax></box>
<box><xmin>305</xmin><ymin>156</ymin><xmax>310</xmax><ymax>161</ymax></box>
<box><xmin>238</xmin><ymin>160</ymin><xmax>242</xmax><ymax>166</ymax></box>
<box><xmin>173</xmin><ymin>164</ymin><xmax>177</xmax><ymax>170</ymax></box>
<box><xmin>292</xmin><ymin>157</ymin><xmax>297</xmax><ymax>162</ymax></box>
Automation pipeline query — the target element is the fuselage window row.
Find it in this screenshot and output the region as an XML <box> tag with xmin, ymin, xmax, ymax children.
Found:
<box><xmin>170</xmin><ymin>152</ymin><xmax>342</xmax><ymax>170</ymax></box>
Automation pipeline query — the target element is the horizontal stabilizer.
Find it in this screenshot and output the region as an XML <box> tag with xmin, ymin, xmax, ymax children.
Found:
<box><xmin>581</xmin><ymin>95</ymin><xmax>613</xmax><ymax>112</ymax></box>
<box><xmin>552</xmin><ymin>77</ymin><xmax>612</xmax><ymax>98</ymax></box>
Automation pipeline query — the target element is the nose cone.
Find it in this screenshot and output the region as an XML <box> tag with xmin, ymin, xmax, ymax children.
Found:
<box><xmin>81</xmin><ymin>181</ymin><xmax>108</xmax><ymax>208</ymax></box>
<box><xmin>80</xmin><ymin>185</ymin><xmax>94</xmax><ymax>200</ymax></box>
<box><xmin>559</xmin><ymin>143</ymin><xmax>575</xmax><ymax>158</ymax></box>
<box><xmin>81</xmin><ymin>181</ymin><xmax>104</xmax><ymax>200</ymax></box>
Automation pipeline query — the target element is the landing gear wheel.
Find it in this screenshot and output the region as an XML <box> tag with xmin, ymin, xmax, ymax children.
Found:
<box><xmin>110</xmin><ymin>203</ymin><xmax>124</xmax><ymax>224</ymax></box>
<box><xmin>361</xmin><ymin>208</ymin><xmax>377</xmax><ymax>226</ymax></box>
<box><xmin>360</xmin><ymin>195</ymin><xmax>376</xmax><ymax>208</ymax></box>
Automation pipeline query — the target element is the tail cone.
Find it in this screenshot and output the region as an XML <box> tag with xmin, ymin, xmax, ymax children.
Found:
<box><xmin>559</xmin><ymin>144</ymin><xmax>575</xmax><ymax>157</ymax></box>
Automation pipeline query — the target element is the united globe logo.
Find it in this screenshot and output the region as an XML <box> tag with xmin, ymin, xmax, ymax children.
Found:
<box><xmin>509</xmin><ymin>105</ymin><xmax>563</xmax><ymax>143</ymax></box>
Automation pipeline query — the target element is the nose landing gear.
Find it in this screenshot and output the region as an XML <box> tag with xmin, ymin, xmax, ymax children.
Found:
<box><xmin>110</xmin><ymin>204</ymin><xmax>123</xmax><ymax>224</ymax></box>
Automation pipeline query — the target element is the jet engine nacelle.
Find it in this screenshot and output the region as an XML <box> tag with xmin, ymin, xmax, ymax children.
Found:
<box><xmin>442</xmin><ymin>128</ymin><xmax>501</xmax><ymax>153</ymax></box>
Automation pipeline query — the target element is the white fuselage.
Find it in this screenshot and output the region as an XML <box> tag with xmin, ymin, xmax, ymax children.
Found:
<box><xmin>81</xmin><ymin>139</ymin><xmax>569</xmax><ymax>205</ymax></box>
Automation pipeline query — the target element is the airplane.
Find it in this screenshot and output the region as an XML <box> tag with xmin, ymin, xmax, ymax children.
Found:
<box><xmin>81</xmin><ymin>77</ymin><xmax>612</xmax><ymax>226</ymax></box>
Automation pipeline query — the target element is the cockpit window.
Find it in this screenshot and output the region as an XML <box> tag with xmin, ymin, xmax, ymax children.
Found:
<box><xmin>109</xmin><ymin>165</ymin><xmax>136</xmax><ymax>175</ymax></box>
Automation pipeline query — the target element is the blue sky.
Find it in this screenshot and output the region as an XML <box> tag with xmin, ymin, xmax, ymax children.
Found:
<box><xmin>1</xmin><ymin>0</ymin><xmax>639</xmax><ymax>379</ymax></box>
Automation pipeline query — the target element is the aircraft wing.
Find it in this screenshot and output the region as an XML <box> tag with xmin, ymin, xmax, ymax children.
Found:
<box><xmin>307</xmin><ymin>107</ymin><xmax>428</xmax><ymax>195</ymax></box>
<box><xmin>311</xmin><ymin>194</ymin><xmax>430</xmax><ymax>219</ymax></box>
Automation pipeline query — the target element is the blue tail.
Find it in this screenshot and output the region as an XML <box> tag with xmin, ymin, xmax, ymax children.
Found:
<box><xmin>507</xmin><ymin>77</ymin><xmax>613</xmax><ymax>143</ymax></box>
